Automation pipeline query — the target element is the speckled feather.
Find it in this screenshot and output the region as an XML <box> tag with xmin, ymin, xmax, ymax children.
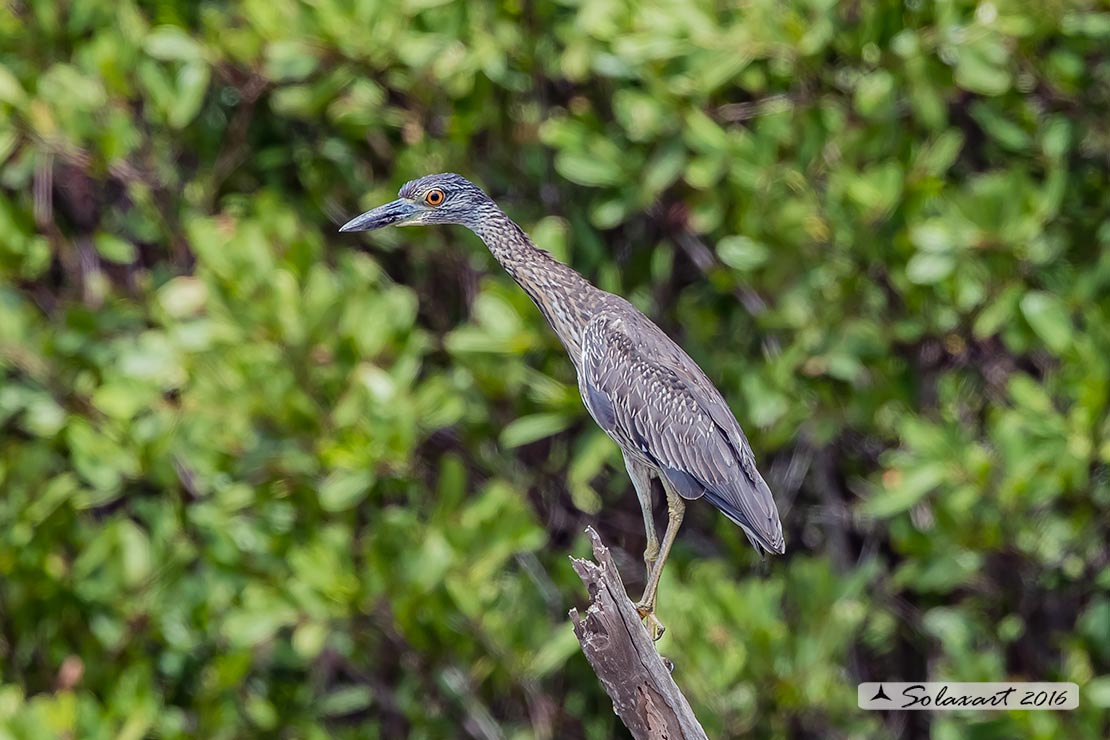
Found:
<box><xmin>579</xmin><ymin>309</ymin><xmax>784</xmax><ymax>554</ymax></box>
<box><xmin>390</xmin><ymin>173</ymin><xmax>785</xmax><ymax>555</ymax></box>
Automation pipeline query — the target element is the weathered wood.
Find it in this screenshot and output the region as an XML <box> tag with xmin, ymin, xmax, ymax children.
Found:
<box><xmin>569</xmin><ymin>527</ymin><xmax>709</xmax><ymax>740</ymax></box>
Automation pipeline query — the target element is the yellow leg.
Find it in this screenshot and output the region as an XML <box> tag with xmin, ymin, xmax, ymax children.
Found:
<box><xmin>636</xmin><ymin>487</ymin><xmax>685</xmax><ymax>641</ymax></box>
<box><xmin>624</xmin><ymin>457</ymin><xmax>660</xmax><ymax>582</ymax></box>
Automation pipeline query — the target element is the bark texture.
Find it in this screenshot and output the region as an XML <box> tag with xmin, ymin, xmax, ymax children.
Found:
<box><xmin>569</xmin><ymin>527</ymin><xmax>709</xmax><ymax>740</ymax></box>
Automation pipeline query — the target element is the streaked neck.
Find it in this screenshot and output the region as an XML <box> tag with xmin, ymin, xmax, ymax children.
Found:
<box><xmin>469</xmin><ymin>210</ymin><xmax>603</xmax><ymax>365</ymax></box>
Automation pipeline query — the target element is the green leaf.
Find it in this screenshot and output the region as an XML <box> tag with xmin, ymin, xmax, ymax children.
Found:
<box><xmin>970</xmin><ymin>102</ymin><xmax>1030</xmax><ymax>151</ymax></box>
<box><xmin>1008</xmin><ymin>373</ymin><xmax>1055</xmax><ymax>415</ymax></box>
<box><xmin>846</xmin><ymin>161</ymin><xmax>904</xmax><ymax>215</ymax></box>
<box><xmin>955</xmin><ymin>39</ymin><xmax>1012</xmax><ymax>96</ymax></box>
<box><xmin>683</xmin><ymin>109</ymin><xmax>729</xmax><ymax>153</ymax></box>
<box><xmin>1085</xmin><ymin>676</ymin><xmax>1110</xmax><ymax>708</ymax></box>
<box><xmin>499</xmin><ymin>413</ymin><xmax>573</xmax><ymax>448</ymax></box>
<box><xmin>158</xmin><ymin>276</ymin><xmax>208</xmax><ymax>317</ymax></box>
<box><xmin>264</xmin><ymin>41</ymin><xmax>320</xmax><ymax>82</ymax></box>
<box><xmin>1041</xmin><ymin>116</ymin><xmax>1072</xmax><ymax>159</ymax></box>
<box><xmin>145</xmin><ymin>27</ymin><xmax>204</xmax><ymax>62</ymax></box>
<box><xmin>320</xmin><ymin>686</ymin><xmax>373</xmax><ymax>717</ymax></box>
<box><xmin>641</xmin><ymin>144</ymin><xmax>685</xmax><ymax>197</ymax></box>
<box><xmin>854</xmin><ymin>70</ymin><xmax>895</xmax><ymax>117</ymax></box>
<box><xmin>319</xmin><ymin>470</ymin><xmax>375</xmax><ymax>512</ymax></box>
<box><xmin>909</xmin><ymin>222</ymin><xmax>954</xmax><ymax>252</ymax></box>
<box><xmin>25</xmin><ymin>473</ymin><xmax>79</xmax><ymax>525</ymax></box>
<box><xmin>1020</xmin><ymin>291</ymin><xmax>1073</xmax><ymax>354</ymax></box>
<box><xmin>292</xmin><ymin>622</ymin><xmax>328</xmax><ymax>659</ymax></box>
<box><xmin>65</xmin><ymin>419</ymin><xmax>138</xmax><ymax>491</ymax></box>
<box><xmin>864</xmin><ymin>463</ymin><xmax>948</xmax><ymax>517</ymax></box>
<box><xmin>554</xmin><ymin>150</ymin><xmax>623</xmax><ymax>187</ymax></box>
<box><xmin>222</xmin><ymin>597</ymin><xmax>297</xmax><ymax>648</ymax></box>
<box><xmin>906</xmin><ymin>253</ymin><xmax>955</xmax><ymax>284</ymax></box>
<box><xmin>717</xmin><ymin>235</ymin><xmax>769</xmax><ymax>271</ymax></box>
<box><xmin>94</xmin><ymin>233</ymin><xmax>138</xmax><ymax>264</ymax></box>
<box><xmin>973</xmin><ymin>286</ymin><xmax>1020</xmax><ymax>338</ymax></box>
<box><xmin>613</xmin><ymin>88</ymin><xmax>670</xmax><ymax>141</ymax></box>
<box><xmin>1062</xmin><ymin>12</ymin><xmax>1110</xmax><ymax>38</ymax></box>
<box><xmin>92</xmin><ymin>382</ymin><xmax>152</xmax><ymax>420</ymax></box>
<box><xmin>0</xmin><ymin>64</ymin><xmax>27</xmax><ymax>106</ymax></box>
<box><xmin>117</xmin><ymin>520</ymin><xmax>152</xmax><ymax>587</ymax></box>
<box><xmin>914</xmin><ymin>130</ymin><xmax>964</xmax><ymax>176</ymax></box>
<box><xmin>527</xmin><ymin>628</ymin><xmax>581</xmax><ymax>678</ymax></box>
<box><xmin>169</xmin><ymin>63</ymin><xmax>210</xmax><ymax>128</ymax></box>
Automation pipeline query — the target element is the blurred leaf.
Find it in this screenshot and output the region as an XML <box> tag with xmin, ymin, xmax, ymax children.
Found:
<box><xmin>169</xmin><ymin>63</ymin><xmax>210</xmax><ymax>128</ymax></box>
<box><xmin>954</xmin><ymin>37</ymin><xmax>1012</xmax><ymax>96</ymax></box>
<box><xmin>1086</xmin><ymin>676</ymin><xmax>1110</xmax><ymax>708</ymax></box>
<box><xmin>2</xmin><ymin>4</ymin><xmax>1109</xmax><ymax>739</ymax></box>
<box><xmin>864</xmin><ymin>463</ymin><xmax>947</xmax><ymax>517</ymax></box>
<box><xmin>65</xmin><ymin>420</ymin><xmax>137</xmax><ymax>491</ymax></box>
<box><xmin>319</xmin><ymin>686</ymin><xmax>373</xmax><ymax>717</ymax></box>
<box><xmin>157</xmin><ymin>276</ymin><xmax>207</xmax><ymax>317</ymax></box>
<box><xmin>94</xmin><ymin>233</ymin><xmax>137</xmax><ymax>264</ymax></box>
<box><xmin>144</xmin><ymin>27</ymin><xmax>204</xmax><ymax>62</ymax></box>
<box><xmin>970</xmin><ymin>102</ymin><xmax>1030</xmax><ymax>151</ymax></box>
<box><xmin>914</xmin><ymin>130</ymin><xmax>964</xmax><ymax>176</ymax></box>
<box><xmin>319</xmin><ymin>470</ymin><xmax>375</xmax><ymax>512</ymax></box>
<box><xmin>1020</xmin><ymin>291</ymin><xmax>1073</xmax><ymax>353</ymax></box>
<box><xmin>906</xmin><ymin>252</ymin><xmax>955</xmax><ymax>284</ymax></box>
<box><xmin>264</xmin><ymin>41</ymin><xmax>320</xmax><ymax>82</ymax></box>
<box><xmin>554</xmin><ymin>151</ymin><xmax>622</xmax><ymax>187</ymax></box>
<box><xmin>718</xmin><ymin>235</ymin><xmax>769</xmax><ymax>271</ymax></box>
<box><xmin>854</xmin><ymin>70</ymin><xmax>895</xmax><ymax>117</ymax></box>
<box><xmin>499</xmin><ymin>413</ymin><xmax>573</xmax><ymax>449</ymax></box>
<box><xmin>684</xmin><ymin>109</ymin><xmax>728</xmax><ymax>153</ymax></box>
<box><xmin>527</xmin><ymin>628</ymin><xmax>581</xmax><ymax>678</ymax></box>
<box><xmin>0</xmin><ymin>64</ymin><xmax>27</xmax><ymax>106</ymax></box>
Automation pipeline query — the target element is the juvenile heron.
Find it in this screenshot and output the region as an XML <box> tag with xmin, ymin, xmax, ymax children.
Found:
<box><xmin>341</xmin><ymin>173</ymin><xmax>785</xmax><ymax>640</ymax></box>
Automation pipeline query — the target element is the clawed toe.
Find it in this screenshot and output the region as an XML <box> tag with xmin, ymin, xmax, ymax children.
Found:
<box><xmin>635</xmin><ymin>602</ymin><xmax>666</xmax><ymax>642</ymax></box>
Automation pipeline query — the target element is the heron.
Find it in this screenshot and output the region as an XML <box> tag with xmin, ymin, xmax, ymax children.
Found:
<box><xmin>341</xmin><ymin>173</ymin><xmax>785</xmax><ymax>640</ymax></box>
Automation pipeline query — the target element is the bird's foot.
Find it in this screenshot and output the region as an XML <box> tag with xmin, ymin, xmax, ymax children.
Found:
<box><xmin>635</xmin><ymin>602</ymin><xmax>666</xmax><ymax>642</ymax></box>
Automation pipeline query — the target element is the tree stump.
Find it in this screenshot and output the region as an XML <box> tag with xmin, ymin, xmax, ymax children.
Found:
<box><xmin>569</xmin><ymin>527</ymin><xmax>709</xmax><ymax>740</ymax></box>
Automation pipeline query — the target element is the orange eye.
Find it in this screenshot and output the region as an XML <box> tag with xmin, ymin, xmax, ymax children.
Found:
<box><xmin>424</xmin><ymin>189</ymin><xmax>445</xmax><ymax>206</ymax></box>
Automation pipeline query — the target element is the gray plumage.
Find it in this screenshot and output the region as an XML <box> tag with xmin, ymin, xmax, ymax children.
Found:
<box><xmin>579</xmin><ymin>309</ymin><xmax>784</xmax><ymax>555</ymax></box>
<box><xmin>341</xmin><ymin>173</ymin><xmax>785</xmax><ymax>637</ymax></box>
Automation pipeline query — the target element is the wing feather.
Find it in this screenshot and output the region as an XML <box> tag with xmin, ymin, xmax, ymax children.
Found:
<box><xmin>579</xmin><ymin>306</ymin><xmax>785</xmax><ymax>555</ymax></box>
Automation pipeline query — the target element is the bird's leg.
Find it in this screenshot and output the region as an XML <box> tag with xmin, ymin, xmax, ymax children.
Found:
<box><xmin>625</xmin><ymin>458</ymin><xmax>660</xmax><ymax>582</ymax></box>
<box><xmin>636</xmin><ymin>488</ymin><xmax>685</xmax><ymax>642</ymax></box>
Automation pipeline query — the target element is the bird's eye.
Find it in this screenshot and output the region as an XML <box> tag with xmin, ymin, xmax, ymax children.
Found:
<box><xmin>424</xmin><ymin>189</ymin><xmax>445</xmax><ymax>206</ymax></box>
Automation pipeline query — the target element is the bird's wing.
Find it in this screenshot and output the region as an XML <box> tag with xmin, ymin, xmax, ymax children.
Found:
<box><xmin>580</xmin><ymin>306</ymin><xmax>785</xmax><ymax>555</ymax></box>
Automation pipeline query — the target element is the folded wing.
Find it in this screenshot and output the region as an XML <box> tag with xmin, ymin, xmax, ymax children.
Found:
<box><xmin>579</xmin><ymin>307</ymin><xmax>785</xmax><ymax>555</ymax></box>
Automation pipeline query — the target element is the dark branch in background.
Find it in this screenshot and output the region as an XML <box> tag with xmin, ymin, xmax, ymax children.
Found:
<box><xmin>206</xmin><ymin>68</ymin><xmax>269</xmax><ymax>205</ymax></box>
<box><xmin>669</xmin><ymin>229</ymin><xmax>782</xmax><ymax>358</ymax></box>
<box><xmin>570</xmin><ymin>527</ymin><xmax>709</xmax><ymax>740</ymax></box>
<box><xmin>715</xmin><ymin>93</ymin><xmax>796</xmax><ymax>123</ymax></box>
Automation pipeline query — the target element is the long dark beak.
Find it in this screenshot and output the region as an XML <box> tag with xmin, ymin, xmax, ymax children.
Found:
<box><xmin>339</xmin><ymin>199</ymin><xmax>419</xmax><ymax>232</ymax></box>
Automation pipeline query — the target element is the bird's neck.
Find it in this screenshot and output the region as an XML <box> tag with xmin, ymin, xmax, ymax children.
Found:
<box><xmin>470</xmin><ymin>210</ymin><xmax>604</xmax><ymax>365</ymax></box>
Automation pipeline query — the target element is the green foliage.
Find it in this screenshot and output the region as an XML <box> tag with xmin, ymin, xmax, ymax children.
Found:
<box><xmin>2</xmin><ymin>0</ymin><xmax>1110</xmax><ymax>737</ymax></box>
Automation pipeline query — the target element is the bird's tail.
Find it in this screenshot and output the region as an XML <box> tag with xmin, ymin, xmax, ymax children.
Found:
<box><xmin>702</xmin><ymin>485</ymin><xmax>786</xmax><ymax>556</ymax></box>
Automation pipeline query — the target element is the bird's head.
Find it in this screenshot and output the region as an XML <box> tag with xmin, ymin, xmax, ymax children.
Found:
<box><xmin>339</xmin><ymin>173</ymin><xmax>494</xmax><ymax>233</ymax></box>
